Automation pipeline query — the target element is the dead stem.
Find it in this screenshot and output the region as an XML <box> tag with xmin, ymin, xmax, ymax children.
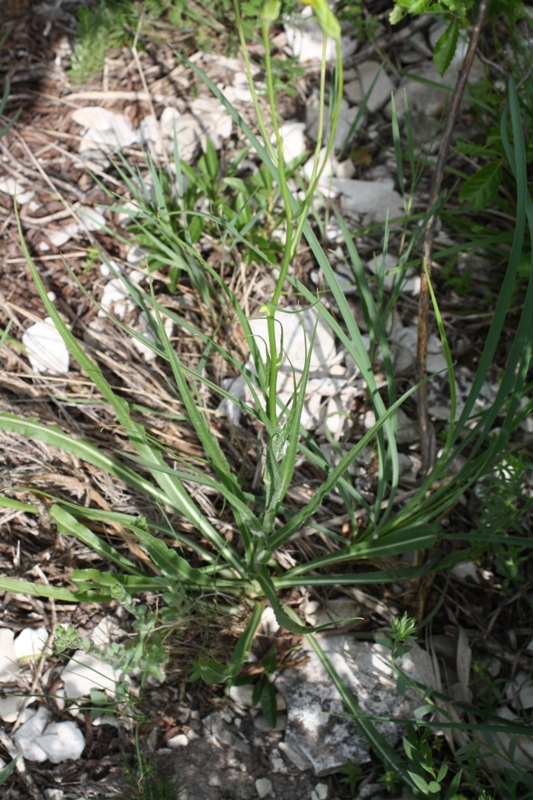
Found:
<box><xmin>417</xmin><ymin>0</ymin><xmax>489</xmax><ymax>475</ymax></box>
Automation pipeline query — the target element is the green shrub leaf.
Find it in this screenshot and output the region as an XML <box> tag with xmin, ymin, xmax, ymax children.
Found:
<box><xmin>459</xmin><ymin>162</ymin><xmax>502</xmax><ymax>209</ymax></box>
<box><xmin>433</xmin><ymin>18</ymin><xmax>459</xmax><ymax>77</ymax></box>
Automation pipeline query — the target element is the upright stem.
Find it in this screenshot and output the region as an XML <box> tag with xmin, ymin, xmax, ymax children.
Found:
<box><xmin>417</xmin><ymin>0</ymin><xmax>489</xmax><ymax>475</ymax></box>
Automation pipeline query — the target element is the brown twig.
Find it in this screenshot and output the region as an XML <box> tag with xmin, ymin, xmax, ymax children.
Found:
<box><xmin>417</xmin><ymin>0</ymin><xmax>489</xmax><ymax>475</ymax></box>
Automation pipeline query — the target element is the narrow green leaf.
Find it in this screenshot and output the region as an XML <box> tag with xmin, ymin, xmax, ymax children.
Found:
<box><xmin>0</xmin><ymin>577</ymin><xmax>79</xmax><ymax>602</ymax></box>
<box><xmin>0</xmin><ymin>496</ymin><xmax>38</xmax><ymax>514</ymax></box>
<box><xmin>51</xmin><ymin>505</ymin><xmax>147</xmax><ymax>577</ymax></box>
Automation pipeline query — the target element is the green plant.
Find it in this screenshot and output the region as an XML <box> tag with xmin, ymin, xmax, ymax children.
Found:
<box><xmin>0</xmin><ymin>756</ymin><xmax>20</xmax><ymax>789</ymax></box>
<box><xmin>2</xmin><ymin>4</ymin><xmax>533</xmax><ymax>799</ymax></box>
<box><xmin>109</xmin><ymin>138</ymin><xmax>285</xmax><ymax>301</ymax></box>
<box><xmin>389</xmin><ymin>0</ymin><xmax>526</xmax><ymax>76</ymax></box>
<box><xmin>123</xmin><ymin>732</ymin><xmax>178</xmax><ymax>799</ymax></box>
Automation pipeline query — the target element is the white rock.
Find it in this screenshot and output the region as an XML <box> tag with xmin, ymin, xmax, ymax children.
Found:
<box><xmin>39</xmin><ymin>241</ymin><xmax>51</xmax><ymax>251</ymax></box>
<box><xmin>160</xmin><ymin>108</ymin><xmax>202</xmax><ymax>162</ymax></box>
<box><xmin>357</xmin><ymin>61</ymin><xmax>394</xmax><ymax>113</ymax></box>
<box><xmin>14</xmin><ymin>627</ymin><xmax>48</xmax><ymax>661</ymax></box>
<box><xmin>34</xmin><ymin>721</ymin><xmax>85</xmax><ymax>764</ymax></box>
<box><xmin>306</xmin><ymin>95</ymin><xmax>361</xmax><ymax>151</ymax></box>
<box><xmin>344</xmin><ymin>78</ymin><xmax>363</xmax><ymax>105</ymax></box>
<box><xmin>270</xmin><ymin>750</ymin><xmax>288</xmax><ymax>774</ymax></box>
<box><xmin>491</xmin><ymin>705</ymin><xmax>533</xmax><ymax>769</ymax></box>
<box><xmin>314</xmin><ymin>784</ymin><xmax>329</xmax><ymax>800</ymax></box>
<box><xmin>260</xmin><ymin>606</ymin><xmax>280</xmax><ymax>638</ymax></box>
<box><xmin>427</xmin><ymin>333</ymin><xmax>447</xmax><ymax>373</ymax></box>
<box><xmin>229</xmin><ymin>684</ymin><xmax>256</xmax><ymax>708</ymax></box>
<box><xmin>249</xmin><ymin>305</ymin><xmax>336</xmax><ymax>376</ymax></box>
<box><xmin>126</xmin><ymin>245</ymin><xmax>149</xmax><ymax>266</ymax></box>
<box><xmin>48</xmin><ymin>223</ymin><xmax>79</xmax><ymax>247</ymax></box>
<box><xmin>72</xmin><ymin>107</ymin><xmax>138</xmax><ymax>148</ymax></box>
<box><xmin>330</xmin><ymin>178</ymin><xmax>404</xmax><ymax>223</ymax></box>
<box><xmin>91</xmin><ymin>617</ymin><xmax>126</xmax><ymax>648</ymax></box>
<box><xmin>22</xmin><ymin>317</ymin><xmax>69</xmax><ymax>375</ymax></box>
<box><xmin>277</xmin><ymin>637</ymin><xmax>434</xmax><ymax>776</ymax></box>
<box><xmin>255</xmin><ymin>777</ymin><xmax>273</xmax><ymax>798</ymax></box>
<box><xmin>77</xmin><ymin>206</ymin><xmax>106</xmax><ymax>232</ymax></box>
<box><xmin>304</xmin><ymin>597</ymin><xmax>360</xmax><ymax>628</ymax></box>
<box><xmin>190</xmin><ymin>96</ymin><xmax>233</xmax><ymax>149</ymax></box>
<box><xmin>167</xmin><ymin>733</ymin><xmax>188</xmax><ymax>748</ymax></box>
<box><xmin>98</xmin><ymin>278</ymin><xmax>135</xmax><ymax>321</ymax></box>
<box><xmin>0</xmin><ymin>177</ymin><xmax>34</xmax><ymax>204</ymax></box>
<box><xmin>273</xmin><ymin>121</ymin><xmax>307</xmax><ymax>163</ymax></box>
<box><xmin>506</xmin><ymin>671</ymin><xmax>533</xmax><ymax>710</ymax></box>
<box><xmin>44</xmin><ymin>790</ymin><xmax>65</xmax><ymax>800</ymax></box>
<box><xmin>303</xmin><ymin>147</ymin><xmax>336</xmax><ymax>181</ymax></box>
<box><xmin>14</xmin><ymin>706</ymin><xmax>50</xmax><ymax>762</ymax></box>
<box><xmin>0</xmin><ymin>695</ymin><xmax>26</xmax><ymax>723</ymax></box>
<box><xmin>0</xmin><ymin>630</ymin><xmax>20</xmax><ymax>682</ymax></box>
<box><xmin>61</xmin><ymin>651</ymin><xmax>119</xmax><ymax>699</ymax></box>
<box><xmin>278</xmin><ymin>741</ymin><xmax>311</xmax><ymax>771</ymax></box>
<box><xmin>285</xmin><ymin>8</ymin><xmax>357</xmax><ymax>64</ymax></box>
<box><xmin>335</xmin><ymin>159</ymin><xmax>356</xmax><ymax>179</ymax></box>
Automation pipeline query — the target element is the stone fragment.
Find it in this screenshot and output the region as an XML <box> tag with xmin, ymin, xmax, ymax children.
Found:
<box><xmin>249</xmin><ymin>305</ymin><xmax>336</xmax><ymax>376</ymax></box>
<box><xmin>0</xmin><ymin>695</ymin><xmax>25</xmax><ymax>723</ymax></box>
<box><xmin>344</xmin><ymin>78</ymin><xmax>363</xmax><ymax>105</ymax></box>
<box><xmin>330</xmin><ymin>178</ymin><xmax>403</xmax><ymax>223</ymax></box>
<box><xmin>14</xmin><ymin>627</ymin><xmax>48</xmax><ymax>661</ymax></box>
<box><xmin>0</xmin><ymin>630</ymin><xmax>20</xmax><ymax>682</ymax></box>
<box><xmin>98</xmin><ymin>277</ymin><xmax>135</xmax><ymax>321</ymax></box>
<box><xmin>72</xmin><ymin>107</ymin><xmax>138</xmax><ymax>149</ymax></box>
<box><xmin>159</xmin><ymin>108</ymin><xmax>202</xmax><ymax>162</ymax></box>
<box><xmin>22</xmin><ymin>318</ymin><xmax>69</xmax><ymax>376</ymax></box>
<box><xmin>278</xmin><ymin>741</ymin><xmax>311</xmax><ymax>771</ymax></box>
<box><xmin>203</xmin><ymin>710</ymin><xmax>251</xmax><ymax>754</ymax></box>
<box><xmin>167</xmin><ymin>734</ymin><xmax>189</xmax><ymax>748</ymax></box>
<box><xmin>306</xmin><ymin>95</ymin><xmax>361</xmax><ymax>151</ymax></box>
<box><xmin>77</xmin><ymin>206</ymin><xmax>106</xmax><ymax>231</ymax></box>
<box><xmin>276</xmin><ymin>637</ymin><xmax>434</xmax><ymax>776</ymax></box>
<box><xmin>34</xmin><ymin>721</ymin><xmax>85</xmax><ymax>763</ymax></box>
<box><xmin>255</xmin><ymin>777</ymin><xmax>273</xmax><ymax>798</ymax></box>
<box><xmin>48</xmin><ymin>223</ymin><xmax>79</xmax><ymax>247</ymax></box>
<box><xmin>0</xmin><ymin>177</ymin><xmax>34</xmax><ymax>204</ymax></box>
<box><xmin>285</xmin><ymin>8</ymin><xmax>357</xmax><ymax>63</ymax></box>
<box><xmin>273</xmin><ymin>121</ymin><xmax>307</xmax><ymax>163</ymax></box>
<box><xmin>14</xmin><ymin>706</ymin><xmax>51</xmax><ymax>762</ymax></box>
<box><xmin>189</xmin><ymin>96</ymin><xmax>233</xmax><ymax>149</ymax></box>
<box><xmin>44</xmin><ymin>790</ymin><xmax>65</xmax><ymax>800</ymax></box>
<box><xmin>314</xmin><ymin>783</ymin><xmax>329</xmax><ymax>800</ymax></box>
<box><xmin>61</xmin><ymin>651</ymin><xmax>119</xmax><ymax>699</ymax></box>
<box><xmin>356</xmin><ymin>62</ymin><xmax>394</xmax><ymax>113</ymax></box>
<box><xmin>253</xmin><ymin>713</ymin><xmax>287</xmax><ymax>732</ymax></box>
<box><xmin>229</xmin><ymin>684</ymin><xmax>256</xmax><ymax>708</ymax></box>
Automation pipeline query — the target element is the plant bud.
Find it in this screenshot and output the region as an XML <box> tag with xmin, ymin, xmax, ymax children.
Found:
<box><xmin>302</xmin><ymin>0</ymin><xmax>341</xmax><ymax>41</ymax></box>
<box><xmin>260</xmin><ymin>0</ymin><xmax>281</xmax><ymax>23</ymax></box>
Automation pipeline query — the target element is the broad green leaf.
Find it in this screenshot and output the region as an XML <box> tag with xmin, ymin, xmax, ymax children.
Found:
<box><xmin>459</xmin><ymin>161</ymin><xmax>502</xmax><ymax>209</ymax></box>
<box><xmin>260</xmin><ymin>678</ymin><xmax>278</xmax><ymax>729</ymax></box>
<box><xmin>433</xmin><ymin>18</ymin><xmax>459</xmax><ymax>77</ymax></box>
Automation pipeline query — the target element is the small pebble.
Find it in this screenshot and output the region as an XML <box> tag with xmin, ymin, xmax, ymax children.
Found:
<box><xmin>167</xmin><ymin>733</ymin><xmax>188</xmax><ymax>748</ymax></box>
<box><xmin>255</xmin><ymin>777</ymin><xmax>273</xmax><ymax>798</ymax></box>
<box><xmin>315</xmin><ymin>783</ymin><xmax>329</xmax><ymax>800</ymax></box>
